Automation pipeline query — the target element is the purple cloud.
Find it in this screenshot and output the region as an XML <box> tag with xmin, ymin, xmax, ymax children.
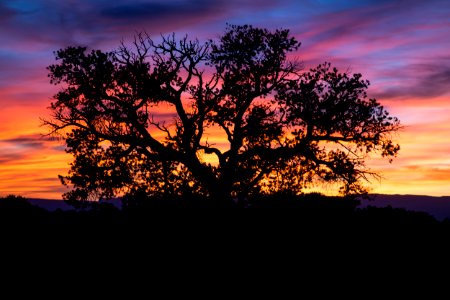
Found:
<box><xmin>0</xmin><ymin>2</ymin><xmax>15</xmax><ymax>19</ymax></box>
<box><xmin>373</xmin><ymin>61</ymin><xmax>450</xmax><ymax>99</ymax></box>
<box><xmin>101</xmin><ymin>0</ymin><xmax>215</xmax><ymax>19</ymax></box>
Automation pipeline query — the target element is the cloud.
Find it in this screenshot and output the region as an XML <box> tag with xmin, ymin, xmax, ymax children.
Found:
<box><xmin>0</xmin><ymin>153</ymin><xmax>24</xmax><ymax>165</ymax></box>
<box><xmin>1</xmin><ymin>135</ymin><xmax>50</xmax><ymax>148</ymax></box>
<box><xmin>0</xmin><ymin>134</ymin><xmax>57</xmax><ymax>164</ymax></box>
<box><xmin>101</xmin><ymin>0</ymin><xmax>214</xmax><ymax>19</ymax></box>
<box><xmin>0</xmin><ymin>2</ymin><xmax>15</xmax><ymax>19</ymax></box>
<box><xmin>0</xmin><ymin>132</ymin><xmax>69</xmax><ymax>199</ymax></box>
<box><xmin>289</xmin><ymin>0</ymin><xmax>450</xmax><ymax>103</ymax></box>
<box><xmin>0</xmin><ymin>0</ymin><xmax>291</xmax><ymax>51</ymax></box>
<box><xmin>372</xmin><ymin>61</ymin><xmax>450</xmax><ymax>99</ymax></box>
<box><xmin>416</xmin><ymin>167</ymin><xmax>450</xmax><ymax>182</ymax></box>
<box><xmin>407</xmin><ymin>65</ymin><xmax>450</xmax><ymax>98</ymax></box>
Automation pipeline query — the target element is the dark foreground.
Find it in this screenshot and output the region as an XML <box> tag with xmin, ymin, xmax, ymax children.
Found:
<box><xmin>2</xmin><ymin>194</ymin><xmax>450</xmax><ymax>269</ymax></box>
<box><xmin>1</xmin><ymin>193</ymin><xmax>448</xmax><ymax>232</ymax></box>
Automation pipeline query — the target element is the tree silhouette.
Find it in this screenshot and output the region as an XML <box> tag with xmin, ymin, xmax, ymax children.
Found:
<box><xmin>45</xmin><ymin>24</ymin><xmax>400</xmax><ymax>203</ymax></box>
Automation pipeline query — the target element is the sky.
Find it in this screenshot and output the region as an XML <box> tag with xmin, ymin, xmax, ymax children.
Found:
<box><xmin>0</xmin><ymin>0</ymin><xmax>449</xmax><ymax>199</ymax></box>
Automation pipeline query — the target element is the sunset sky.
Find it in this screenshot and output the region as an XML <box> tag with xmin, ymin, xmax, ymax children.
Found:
<box><xmin>0</xmin><ymin>0</ymin><xmax>449</xmax><ymax>199</ymax></box>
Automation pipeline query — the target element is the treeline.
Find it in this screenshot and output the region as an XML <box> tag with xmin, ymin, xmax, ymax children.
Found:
<box><xmin>4</xmin><ymin>194</ymin><xmax>450</xmax><ymax>255</ymax></box>
<box><xmin>0</xmin><ymin>193</ymin><xmax>446</xmax><ymax>229</ymax></box>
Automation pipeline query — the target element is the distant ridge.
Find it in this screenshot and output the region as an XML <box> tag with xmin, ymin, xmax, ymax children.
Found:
<box><xmin>360</xmin><ymin>194</ymin><xmax>450</xmax><ymax>221</ymax></box>
<box><xmin>28</xmin><ymin>199</ymin><xmax>71</xmax><ymax>211</ymax></box>
<box><xmin>27</xmin><ymin>198</ymin><xmax>121</xmax><ymax>211</ymax></box>
<box><xmin>26</xmin><ymin>195</ymin><xmax>450</xmax><ymax>220</ymax></box>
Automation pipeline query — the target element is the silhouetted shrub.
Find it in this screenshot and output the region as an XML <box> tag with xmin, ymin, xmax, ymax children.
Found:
<box><xmin>0</xmin><ymin>195</ymin><xmax>48</xmax><ymax>223</ymax></box>
<box><xmin>1</xmin><ymin>193</ymin><xmax>449</xmax><ymax>243</ymax></box>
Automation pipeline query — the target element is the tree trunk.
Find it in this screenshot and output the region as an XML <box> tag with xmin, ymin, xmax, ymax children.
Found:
<box><xmin>208</xmin><ymin>183</ymin><xmax>235</xmax><ymax>208</ymax></box>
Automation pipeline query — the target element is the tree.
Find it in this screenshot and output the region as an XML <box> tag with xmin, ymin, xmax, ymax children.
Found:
<box><xmin>45</xmin><ymin>24</ymin><xmax>400</xmax><ymax>203</ymax></box>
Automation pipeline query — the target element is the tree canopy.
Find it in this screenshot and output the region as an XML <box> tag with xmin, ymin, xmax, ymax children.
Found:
<box><xmin>45</xmin><ymin>24</ymin><xmax>400</xmax><ymax>203</ymax></box>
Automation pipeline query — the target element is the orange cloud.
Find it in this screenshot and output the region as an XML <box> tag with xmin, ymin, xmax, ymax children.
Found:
<box><xmin>0</xmin><ymin>133</ymin><xmax>71</xmax><ymax>199</ymax></box>
<box><xmin>367</xmin><ymin>97</ymin><xmax>450</xmax><ymax>196</ymax></box>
